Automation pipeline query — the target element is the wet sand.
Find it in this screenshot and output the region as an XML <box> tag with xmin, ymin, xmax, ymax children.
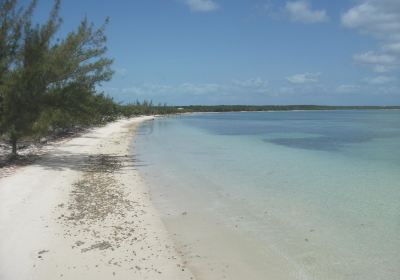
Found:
<box><xmin>0</xmin><ymin>117</ymin><xmax>194</xmax><ymax>280</ymax></box>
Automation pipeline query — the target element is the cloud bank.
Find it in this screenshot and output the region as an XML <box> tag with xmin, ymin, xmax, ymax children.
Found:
<box><xmin>286</xmin><ymin>72</ymin><xmax>320</xmax><ymax>84</ymax></box>
<box><xmin>342</xmin><ymin>0</ymin><xmax>400</xmax><ymax>72</ymax></box>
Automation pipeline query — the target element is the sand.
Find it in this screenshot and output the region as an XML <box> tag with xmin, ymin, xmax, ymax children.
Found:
<box><xmin>0</xmin><ymin>116</ymin><xmax>194</xmax><ymax>280</ymax></box>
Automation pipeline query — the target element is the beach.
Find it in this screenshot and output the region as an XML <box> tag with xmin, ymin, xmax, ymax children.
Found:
<box><xmin>0</xmin><ymin>116</ymin><xmax>194</xmax><ymax>280</ymax></box>
<box><xmin>1</xmin><ymin>111</ymin><xmax>399</xmax><ymax>280</ymax></box>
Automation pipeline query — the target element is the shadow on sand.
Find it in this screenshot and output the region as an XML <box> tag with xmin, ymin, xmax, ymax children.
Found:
<box><xmin>36</xmin><ymin>151</ymin><xmax>148</xmax><ymax>172</ymax></box>
<box><xmin>0</xmin><ymin>150</ymin><xmax>147</xmax><ymax>173</ymax></box>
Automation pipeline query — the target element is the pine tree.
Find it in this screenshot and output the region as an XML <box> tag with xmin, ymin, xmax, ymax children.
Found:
<box><xmin>0</xmin><ymin>0</ymin><xmax>35</xmax><ymax>154</ymax></box>
<box><xmin>0</xmin><ymin>0</ymin><xmax>113</xmax><ymax>156</ymax></box>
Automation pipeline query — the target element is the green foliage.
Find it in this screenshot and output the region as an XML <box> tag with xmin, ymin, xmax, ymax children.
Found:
<box><xmin>0</xmin><ymin>1</ymin><xmax>179</xmax><ymax>156</ymax></box>
<box><xmin>0</xmin><ymin>0</ymin><xmax>113</xmax><ymax>154</ymax></box>
<box><xmin>119</xmin><ymin>100</ymin><xmax>179</xmax><ymax>117</ymax></box>
<box><xmin>176</xmin><ymin>105</ymin><xmax>400</xmax><ymax>113</ymax></box>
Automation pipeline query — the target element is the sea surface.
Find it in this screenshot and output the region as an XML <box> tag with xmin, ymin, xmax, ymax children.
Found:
<box><xmin>133</xmin><ymin>110</ymin><xmax>400</xmax><ymax>280</ymax></box>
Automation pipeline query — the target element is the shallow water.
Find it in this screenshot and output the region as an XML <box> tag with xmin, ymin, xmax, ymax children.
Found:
<box><xmin>134</xmin><ymin>110</ymin><xmax>400</xmax><ymax>280</ymax></box>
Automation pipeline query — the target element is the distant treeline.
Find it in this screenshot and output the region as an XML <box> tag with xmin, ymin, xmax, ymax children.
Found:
<box><xmin>175</xmin><ymin>105</ymin><xmax>400</xmax><ymax>112</ymax></box>
<box><xmin>120</xmin><ymin>104</ymin><xmax>400</xmax><ymax>119</ymax></box>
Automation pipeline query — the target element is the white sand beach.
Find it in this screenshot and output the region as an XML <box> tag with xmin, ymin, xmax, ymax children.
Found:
<box><xmin>0</xmin><ymin>117</ymin><xmax>194</xmax><ymax>280</ymax></box>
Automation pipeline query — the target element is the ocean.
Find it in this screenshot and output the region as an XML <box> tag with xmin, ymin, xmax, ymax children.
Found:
<box><xmin>133</xmin><ymin>110</ymin><xmax>400</xmax><ymax>280</ymax></box>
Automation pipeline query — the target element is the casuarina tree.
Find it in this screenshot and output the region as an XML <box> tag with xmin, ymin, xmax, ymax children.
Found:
<box><xmin>0</xmin><ymin>0</ymin><xmax>113</xmax><ymax>156</ymax></box>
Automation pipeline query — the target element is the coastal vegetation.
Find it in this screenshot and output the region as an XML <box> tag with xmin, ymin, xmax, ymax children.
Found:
<box><xmin>176</xmin><ymin>105</ymin><xmax>400</xmax><ymax>113</ymax></box>
<box><xmin>0</xmin><ymin>0</ymin><xmax>116</xmax><ymax>156</ymax></box>
<box><xmin>0</xmin><ymin>0</ymin><xmax>177</xmax><ymax>157</ymax></box>
<box><xmin>1</xmin><ymin>0</ymin><xmax>399</xmax><ymax>157</ymax></box>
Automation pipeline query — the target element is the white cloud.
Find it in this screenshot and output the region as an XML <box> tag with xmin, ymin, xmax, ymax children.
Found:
<box><xmin>383</xmin><ymin>42</ymin><xmax>400</xmax><ymax>53</ymax></box>
<box><xmin>112</xmin><ymin>78</ymin><xmax>273</xmax><ymax>102</ymax></box>
<box><xmin>373</xmin><ymin>65</ymin><xmax>394</xmax><ymax>73</ymax></box>
<box><xmin>184</xmin><ymin>0</ymin><xmax>218</xmax><ymax>12</ymax></box>
<box><xmin>341</xmin><ymin>0</ymin><xmax>400</xmax><ymax>40</ymax></box>
<box><xmin>179</xmin><ymin>82</ymin><xmax>225</xmax><ymax>95</ymax></box>
<box><xmin>353</xmin><ymin>51</ymin><xmax>397</xmax><ymax>72</ymax></box>
<box><xmin>118</xmin><ymin>82</ymin><xmax>227</xmax><ymax>97</ymax></box>
<box><xmin>286</xmin><ymin>72</ymin><xmax>320</xmax><ymax>84</ymax></box>
<box><xmin>364</xmin><ymin>75</ymin><xmax>396</xmax><ymax>84</ymax></box>
<box><xmin>342</xmin><ymin>0</ymin><xmax>400</xmax><ymax>72</ymax></box>
<box><xmin>232</xmin><ymin>78</ymin><xmax>269</xmax><ymax>88</ymax></box>
<box><xmin>353</xmin><ymin>51</ymin><xmax>396</xmax><ymax>65</ymax></box>
<box><xmin>285</xmin><ymin>1</ymin><xmax>328</xmax><ymax>23</ymax></box>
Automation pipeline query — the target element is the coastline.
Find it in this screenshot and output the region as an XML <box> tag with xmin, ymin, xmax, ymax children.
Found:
<box><xmin>0</xmin><ymin>116</ymin><xmax>194</xmax><ymax>280</ymax></box>
<box><xmin>134</xmin><ymin>118</ymin><xmax>303</xmax><ymax>280</ymax></box>
<box><xmin>133</xmin><ymin>111</ymin><xmax>400</xmax><ymax>280</ymax></box>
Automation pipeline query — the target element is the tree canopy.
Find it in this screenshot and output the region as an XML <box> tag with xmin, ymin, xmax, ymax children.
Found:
<box><xmin>0</xmin><ymin>0</ymin><xmax>114</xmax><ymax>155</ymax></box>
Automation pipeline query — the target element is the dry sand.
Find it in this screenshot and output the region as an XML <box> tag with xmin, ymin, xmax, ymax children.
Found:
<box><xmin>0</xmin><ymin>116</ymin><xmax>194</xmax><ymax>280</ymax></box>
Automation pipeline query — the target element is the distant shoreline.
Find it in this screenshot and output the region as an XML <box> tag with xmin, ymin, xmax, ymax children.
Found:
<box><xmin>174</xmin><ymin>105</ymin><xmax>400</xmax><ymax>114</ymax></box>
<box><xmin>173</xmin><ymin>107</ymin><xmax>400</xmax><ymax>117</ymax></box>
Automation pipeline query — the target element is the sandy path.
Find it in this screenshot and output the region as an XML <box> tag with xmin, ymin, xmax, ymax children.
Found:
<box><xmin>0</xmin><ymin>117</ymin><xmax>194</xmax><ymax>280</ymax></box>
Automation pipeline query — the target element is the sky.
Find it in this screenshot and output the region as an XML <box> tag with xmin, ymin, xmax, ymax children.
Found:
<box><xmin>32</xmin><ymin>0</ymin><xmax>400</xmax><ymax>105</ymax></box>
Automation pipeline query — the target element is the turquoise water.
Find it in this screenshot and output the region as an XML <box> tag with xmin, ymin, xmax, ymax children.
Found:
<box><xmin>134</xmin><ymin>110</ymin><xmax>400</xmax><ymax>280</ymax></box>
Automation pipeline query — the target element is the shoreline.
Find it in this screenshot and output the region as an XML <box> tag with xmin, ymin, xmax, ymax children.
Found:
<box><xmin>0</xmin><ymin>116</ymin><xmax>194</xmax><ymax>280</ymax></box>
<box><xmin>134</xmin><ymin>111</ymin><xmax>400</xmax><ymax>280</ymax></box>
<box><xmin>134</xmin><ymin>118</ymin><xmax>303</xmax><ymax>280</ymax></box>
<box><xmin>176</xmin><ymin>108</ymin><xmax>400</xmax><ymax>116</ymax></box>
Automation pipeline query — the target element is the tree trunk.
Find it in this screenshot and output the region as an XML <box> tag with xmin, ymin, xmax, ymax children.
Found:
<box><xmin>11</xmin><ymin>138</ymin><xmax>17</xmax><ymax>156</ymax></box>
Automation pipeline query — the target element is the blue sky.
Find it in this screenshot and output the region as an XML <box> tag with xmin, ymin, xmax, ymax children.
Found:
<box><xmin>33</xmin><ymin>0</ymin><xmax>400</xmax><ymax>105</ymax></box>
